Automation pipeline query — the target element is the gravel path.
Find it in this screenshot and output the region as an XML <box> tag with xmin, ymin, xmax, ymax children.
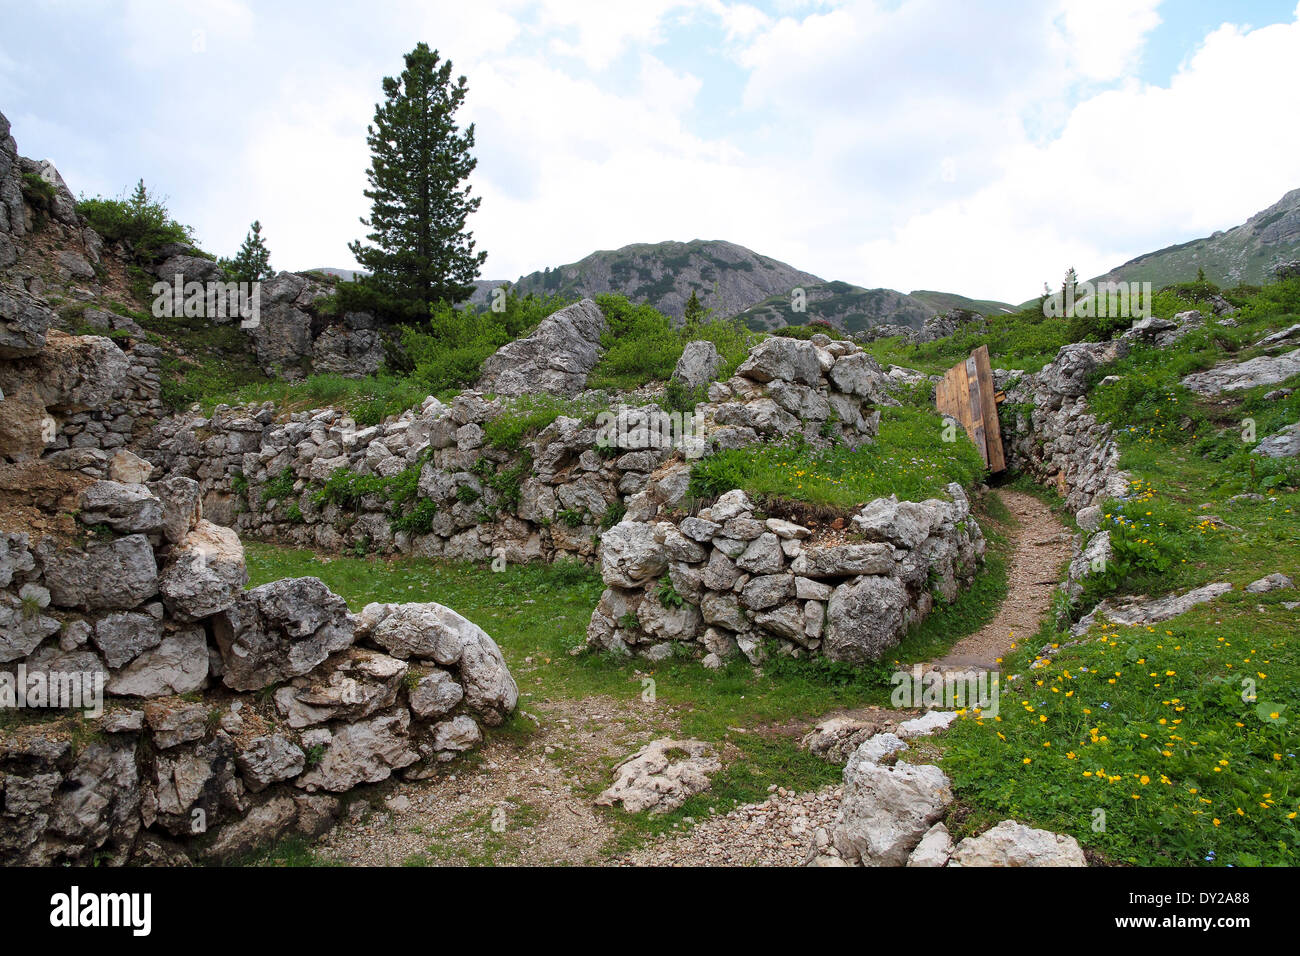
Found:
<box><xmin>926</xmin><ymin>489</ymin><xmax>1072</xmax><ymax>672</ymax></box>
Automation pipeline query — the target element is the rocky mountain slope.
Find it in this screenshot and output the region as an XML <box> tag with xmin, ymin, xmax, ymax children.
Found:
<box><xmin>465</xmin><ymin>238</ymin><xmax>960</xmax><ymax>333</ymax></box>
<box><xmin>737</xmin><ymin>280</ymin><xmax>936</xmax><ymax>333</ymax></box>
<box><xmin>468</xmin><ymin>239</ymin><xmax>823</xmax><ymax>322</ymax></box>
<box><xmin>1091</xmin><ymin>186</ymin><xmax>1300</xmax><ymax>288</ymax></box>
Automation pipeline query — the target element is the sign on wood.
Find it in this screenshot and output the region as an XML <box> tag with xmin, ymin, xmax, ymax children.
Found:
<box><xmin>935</xmin><ymin>345</ymin><xmax>1006</xmax><ymax>472</ymax></box>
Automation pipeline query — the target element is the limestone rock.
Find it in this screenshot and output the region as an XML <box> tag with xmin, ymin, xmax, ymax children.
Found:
<box><xmin>595</xmin><ymin>738</ymin><xmax>721</xmax><ymax>815</ymax></box>
<box><xmin>476</xmin><ymin>298</ymin><xmax>607</xmax><ymax>397</ymax></box>
<box><xmin>158</xmin><ymin>520</ymin><xmax>248</xmax><ymax>621</ymax></box>
<box><xmin>949</xmin><ymin>820</ymin><xmax>1086</xmax><ymax>867</ymax></box>
<box><xmin>213</xmin><ymin>577</ymin><xmax>354</xmax><ymax>691</ymax></box>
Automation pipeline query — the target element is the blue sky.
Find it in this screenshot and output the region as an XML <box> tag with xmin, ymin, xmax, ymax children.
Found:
<box><xmin>2</xmin><ymin>0</ymin><xmax>1299</xmax><ymax>302</ymax></box>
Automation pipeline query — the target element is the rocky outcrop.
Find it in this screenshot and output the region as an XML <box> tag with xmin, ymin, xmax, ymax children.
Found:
<box><xmin>1182</xmin><ymin>348</ymin><xmax>1300</xmax><ymax>396</ymax></box>
<box><xmin>1070</xmin><ymin>581</ymin><xmax>1234</xmax><ymax>637</ymax></box>
<box><xmin>586</xmin><ymin>485</ymin><xmax>984</xmax><ymax>665</ymax></box>
<box><xmin>476</xmin><ymin>298</ymin><xmax>607</xmax><ymax>397</ymax></box>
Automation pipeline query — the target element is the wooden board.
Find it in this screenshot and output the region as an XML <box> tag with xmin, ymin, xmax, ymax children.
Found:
<box><xmin>935</xmin><ymin>346</ymin><xmax>1006</xmax><ymax>473</ymax></box>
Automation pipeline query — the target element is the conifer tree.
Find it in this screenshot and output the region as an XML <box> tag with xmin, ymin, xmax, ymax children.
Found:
<box><xmin>348</xmin><ymin>42</ymin><xmax>486</xmax><ymax>326</ymax></box>
<box><xmin>223</xmin><ymin>220</ymin><xmax>273</xmax><ymax>283</ymax></box>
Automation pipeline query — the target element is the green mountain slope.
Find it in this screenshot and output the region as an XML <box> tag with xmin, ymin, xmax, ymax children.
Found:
<box><xmin>1091</xmin><ymin>187</ymin><xmax>1300</xmax><ymax>289</ymax></box>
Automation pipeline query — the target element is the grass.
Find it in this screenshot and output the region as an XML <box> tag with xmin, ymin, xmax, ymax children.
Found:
<box><xmin>227</xmin><ymin>373</ymin><xmax>431</xmax><ymax>425</ymax></box>
<box><xmin>863</xmin><ymin>305</ymin><xmax>1075</xmax><ymax>375</ymax></box>
<box><xmin>586</xmin><ymin>293</ymin><xmax>762</xmax><ymax>392</ymax></box>
<box><xmin>689</xmin><ymin>404</ymin><xmax>987</xmax><ymax>509</ymax></box>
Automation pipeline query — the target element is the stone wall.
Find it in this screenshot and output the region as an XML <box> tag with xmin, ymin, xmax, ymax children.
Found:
<box><xmin>0</xmin><ymin>286</ymin><xmax>166</xmax><ymax>476</ymax></box>
<box><xmin>0</xmin><ymin>475</ymin><xmax>518</xmax><ymax>864</ymax></box>
<box><xmin>586</xmin><ymin>485</ymin><xmax>985</xmax><ymax>666</ymax></box>
<box><xmin>1000</xmin><ymin>340</ymin><xmax>1132</xmax><ymax>515</ymax></box>
<box><xmin>142</xmin><ymin>331</ymin><xmax>893</xmax><ymax>567</ymax></box>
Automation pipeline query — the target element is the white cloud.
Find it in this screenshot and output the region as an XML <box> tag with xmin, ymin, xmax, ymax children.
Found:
<box><xmin>4</xmin><ymin>0</ymin><xmax>1297</xmax><ymax>305</ymax></box>
<box><xmin>856</xmin><ymin>10</ymin><xmax>1300</xmax><ymax>300</ymax></box>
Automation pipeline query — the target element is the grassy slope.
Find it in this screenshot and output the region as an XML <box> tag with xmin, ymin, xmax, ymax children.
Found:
<box><xmin>934</xmin><ymin>295</ymin><xmax>1300</xmax><ymax>866</ymax></box>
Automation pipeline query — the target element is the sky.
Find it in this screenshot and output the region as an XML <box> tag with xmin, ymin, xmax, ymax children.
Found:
<box><xmin>2</xmin><ymin>0</ymin><xmax>1299</xmax><ymax>303</ymax></box>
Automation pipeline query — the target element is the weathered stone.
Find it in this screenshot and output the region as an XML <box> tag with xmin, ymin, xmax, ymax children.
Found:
<box><xmin>791</xmin><ymin>543</ymin><xmax>894</xmax><ymax>578</ymax></box>
<box><xmin>41</xmin><ymin>534</ymin><xmax>159</xmax><ymax>612</ymax></box>
<box><xmin>295</xmin><ymin>709</ymin><xmax>419</xmax><ymax>793</ymax></box>
<box><xmin>355</xmin><ymin>602</ymin><xmax>517</xmax><ymax>724</ymax></box>
<box><xmin>92</xmin><ymin>611</ymin><xmax>163</xmax><ymax>668</ymax></box>
<box><xmin>235</xmin><ymin>735</ymin><xmax>306</xmax><ymax>792</ymax></box>
<box><xmin>159</xmin><ymin>520</ymin><xmax>247</xmax><ymax>621</ymax></box>
<box><xmin>823</xmin><ymin>575</ymin><xmax>909</xmax><ymax>663</ymax></box>
<box><xmin>595</xmin><ymin>738</ymin><xmax>720</xmax><ymax>814</ymax></box>
<box><xmin>949</xmin><ymin>820</ymin><xmax>1086</xmax><ymax>867</ymax></box>
<box><xmin>213</xmin><ymin>577</ymin><xmax>354</xmax><ymax>691</ymax></box>
<box><xmin>477</xmin><ymin>299</ymin><xmax>607</xmax><ymax>397</ymax></box>
<box><xmin>107</xmin><ymin>627</ymin><xmax>208</xmax><ymax>697</ymax></box>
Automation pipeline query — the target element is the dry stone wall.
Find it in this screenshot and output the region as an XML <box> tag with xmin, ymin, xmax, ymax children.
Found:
<box><xmin>999</xmin><ymin>340</ymin><xmax>1132</xmax><ymax>514</ymax></box>
<box><xmin>142</xmin><ymin>324</ymin><xmax>893</xmax><ymax>569</ymax></box>
<box><xmin>0</xmin><ymin>474</ymin><xmax>519</xmax><ymax>864</ymax></box>
<box><xmin>586</xmin><ymin>484</ymin><xmax>985</xmax><ymax>666</ymax></box>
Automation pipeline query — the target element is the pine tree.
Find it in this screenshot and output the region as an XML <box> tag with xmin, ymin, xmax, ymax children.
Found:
<box><xmin>682</xmin><ymin>289</ymin><xmax>710</xmax><ymax>336</ymax></box>
<box><xmin>348</xmin><ymin>43</ymin><xmax>486</xmax><ymax>326</ymax></box>
<box><xmin>223</xmin><ymin>220</ymin><xmax>273</xmax><ymax>283</ymax></box>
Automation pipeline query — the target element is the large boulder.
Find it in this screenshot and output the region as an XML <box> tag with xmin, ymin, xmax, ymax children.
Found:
<box><xmin>828</xmin><ymin>752</ymin><xmax>953</xmax><ymax>866</ymax></box>
<box><xmin>476</xmin><ymin>298</ymin><xmax>608</xmax><ymax>397</ymax></box>
<box><xmin>948</xmin><ymin>820</ymin><xmax>1086</xmax><ymax>867</ymax></box>
<box><xmin>672</xmin><ymin>340</ymin><xmax>722</xmax><ymax>391</ymax></box>
<box><xmin>212</xmin><ymin>577</ymin><xmax>354</xmax><ymax>691</ymax></box>
<box><xmin>354</xmin><ymin>601</ymin><xmax>518</xmax><ymax>725</ymax></box>
<box><xmin>158</xmin><ymin>520</ymin><xmax>248</xmax><ymax>621</ymax></box>
<box><xmin>735</xmin><ymin>336</ymin><xmax>822</xmax><ymax>387</ymax></box>
<box><xmin>823</xmin><ymin>575</ymin><xmax>909</xmax><ymax>663</ymax></box>
<box><xmin>39</xmin><ymin>534</ymin><xmax>159</xmax><ymax>612</ymax></box>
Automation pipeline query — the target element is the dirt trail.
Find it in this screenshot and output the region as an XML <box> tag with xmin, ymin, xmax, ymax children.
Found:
<box><xmin>926</xmin><ymin>489</ymin><xmax>1074</xmax><ymax>673</ymax></box>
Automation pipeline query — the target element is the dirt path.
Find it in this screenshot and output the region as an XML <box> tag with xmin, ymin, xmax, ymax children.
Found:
<box><xmin>926</xmin><ymin>489</ymin><xmax>1074</xmax><ymax>673</ymax></box>
<box><xmin>311</xmin><ymin>696</ymin><xmax>662</xmax><ymax>866</ymax></box>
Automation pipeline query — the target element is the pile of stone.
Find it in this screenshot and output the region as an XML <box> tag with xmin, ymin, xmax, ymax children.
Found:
<box><xmin>0</xmin><ymin>474</ymin><xmax>518</xmax><ymax>865</ymax></box>
<box><xmin>806</xmin><ymin>715</ymin><xmax>1085</xmax><ymax>867</ymax></box>
<box><xmin>586</xmin><ymin>484</ymin><xmax>985</xmax><ymax>665</ymax></box>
